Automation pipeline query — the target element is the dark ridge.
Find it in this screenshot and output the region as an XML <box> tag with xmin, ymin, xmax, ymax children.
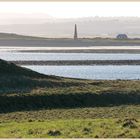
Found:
<box><xmin>0</xmin><ymin>92</ymin><xmax>140</xmax><ymax>113</ymax></box>
<box><xmin>0</xmin><ymin>59</ymin><xmax>84</xmax><ymax>94</ymax></box>
<box><xmin>0</xmin><ymin>59</ymin><xmax>71</xmax><ymax>94</ymax></box>
<box><xmin>0</xmin><ymin>59</ymin><xmax>56</xmax><ymax>78</ymax></box>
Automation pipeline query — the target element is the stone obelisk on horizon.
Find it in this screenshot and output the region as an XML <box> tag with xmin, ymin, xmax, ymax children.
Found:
<box><xmin>74</xmin><ymin>24</ymin><xmax>78</xmax><ymax>40</ymax></box>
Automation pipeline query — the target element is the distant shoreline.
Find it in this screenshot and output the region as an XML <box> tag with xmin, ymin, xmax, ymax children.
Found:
<box><xmin>1</xmin><ymin>38</ymin><xmax>140</xmax><ymax>47</ymax></box>
<box><xmin>18</xmin><ymin>49</ymin><xmax>140</xmax><ymax>53</ymax></box>
<box><xmin>11</xmin><ymin>60</ymin><xmax>140</xmax><ymax>65</ymax></box>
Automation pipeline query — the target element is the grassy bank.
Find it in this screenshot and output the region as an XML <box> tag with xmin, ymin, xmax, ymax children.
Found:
<box><xmin>1</xmin><ymin>79</ymin><xmax>140</xmax><ymax>113</ymax></box>
<box><xmin>1</xmin><ymin>58</ymin><xmax>140</xmax><ymax>113</ymax></box>
<box><xmin>1</xmin><ymin>58</ymin><xmax>140</xmax><ymax>137</ymax></box>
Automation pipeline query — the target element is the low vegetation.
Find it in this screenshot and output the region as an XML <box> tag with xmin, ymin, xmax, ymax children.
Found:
<box><xmin>0</xmin><ymin>118</ymin><xmax>140</xmax><ymax>138</ymax></box>
<box><xmin>0</xmin><ymin>33</ymin><xmax>47</xmax><ymax>40</ymax></box>
<box><xmin>0</xmin><ymin>59</ymin><xmax>140</xmax><ymax>137</ymax></box>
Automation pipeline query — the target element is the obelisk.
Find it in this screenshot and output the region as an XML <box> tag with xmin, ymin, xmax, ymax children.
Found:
<box><xmin>74</xmin><ymin>24</ymin><xmax>78</xmax><ymax>40</ymax></box>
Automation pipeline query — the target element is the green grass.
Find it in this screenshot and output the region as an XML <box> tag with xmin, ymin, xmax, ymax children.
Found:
<box><xmin>0</xmin><ymin>118</ymin><xmax>140</xmax><ymax>138</ymax></box>
<box><xmin>0</xmin><ymin>105</ymin><xmax>140</xmax><ymax>138</ymax></box>
<box><xmin>0</xmin><ymin>105</ymin><xmax>140</xmax><ymax>122</ymax></box>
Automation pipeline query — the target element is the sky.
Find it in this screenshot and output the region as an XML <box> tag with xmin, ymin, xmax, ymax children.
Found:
<box><xmin>0</xmin><ymin>2</ymin><xmax>140</xmax><ymax>18</ymax></box>
<box><xmin>1</xmin><ymin>2</ymin><xmax>140</xmax><ymax>38</ymax></box>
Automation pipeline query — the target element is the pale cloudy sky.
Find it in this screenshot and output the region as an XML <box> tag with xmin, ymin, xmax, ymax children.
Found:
<box><xmin>0</xmin><ymin>2</ymin><xmax>140</xmax><ymax>18</ymax></box>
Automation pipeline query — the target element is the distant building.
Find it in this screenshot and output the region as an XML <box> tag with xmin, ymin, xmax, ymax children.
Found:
<box><xmin>74</xmin><ymin>24</ymin><xmax>78</xmax><ymax>40</ymax></box>
<box><xmin>116</xmin><ymin>34</ymin><xmax>128</xmax><ymax>39</ymax></box>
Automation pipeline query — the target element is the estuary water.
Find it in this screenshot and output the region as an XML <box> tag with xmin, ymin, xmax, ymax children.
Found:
<box><xmin>23</xmin><ymin>65</ymin><xmax>140</xmax><ymax>80</ymax></box>
<box><xmin>0</xmin><ymin>46</ymin><xmax>140</xmax><ymax>80</ymax></box>
<box><xmin>1</xmin><ymin>52</ymin><xmax>140</xmax><ymax>61</ymax></box>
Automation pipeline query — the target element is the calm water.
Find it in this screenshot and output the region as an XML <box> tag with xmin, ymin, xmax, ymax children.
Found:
<box><xmin>23</xmin><ymin>65</ymin><xmax>140</xmax><ymax>80</ymax></box>
<box><xmin>1</xmin><ymin>52</ymin><xmax>140</xmax><ymax>61</ymax></box>
<box><xmin>1</xmin><ymin>46</ymin><xmax>140</xmax><ymax>80</ymax></box>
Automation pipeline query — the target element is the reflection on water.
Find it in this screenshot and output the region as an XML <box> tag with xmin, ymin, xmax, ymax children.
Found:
<box><xmin>23</xmin><ymin>65</ymin><xmax>140</xmax><ymax>80</ymax></box>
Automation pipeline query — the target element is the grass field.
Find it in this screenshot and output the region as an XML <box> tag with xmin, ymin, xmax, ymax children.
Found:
<box><xmin>0</xmin><ymin>118</ymin><xmax>140</xmax><ymax>138</ymax></box>
<box><xmin>0</xmin><ymin>59</ymin><xmax>140</xmax><ymax>138</ymax></box>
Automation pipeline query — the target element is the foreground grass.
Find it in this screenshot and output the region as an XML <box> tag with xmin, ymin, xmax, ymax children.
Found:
<box><xmin>0</xmin><ymin>105</ymin><xmax>140</xmax><ymax>138</ymax></box>
<box><xmin>0</xmin><ymin>103</ymin><xmax>140</xmax><ymax>138</ymax></box>
<box><xmin>0</xmin><ymin>118</ymin><xmax>140</xmax><ymax>138</ymax></box>
<box><xmin>0</xmin><ymin>105</ymin><xmax>140</xmax><ymax>122</ymax></box>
